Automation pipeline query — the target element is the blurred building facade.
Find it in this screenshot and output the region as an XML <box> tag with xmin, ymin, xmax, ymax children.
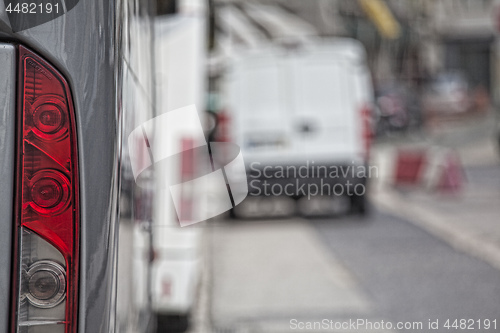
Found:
<box><xmin>430</xmin><ymin>0</ymin><xmax>500</xmax><ymax>107</ymax></box>
<box><xmin>211</xmin><ymin>0</ymin><xmax>500</xmax><ymax>107</ymax></box>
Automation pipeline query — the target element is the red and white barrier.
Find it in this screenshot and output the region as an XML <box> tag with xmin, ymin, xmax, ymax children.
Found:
<box><xmin>392</xmin><ymin>147</ymin><xmax>465</xmax><ymax>193</ymax></box>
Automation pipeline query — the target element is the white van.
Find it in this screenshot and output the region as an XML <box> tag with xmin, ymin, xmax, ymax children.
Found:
<box><xmin>148</xmin><ymin>1</ymin><xmax>207</xmax><ymax>332</ymax></box>
<box><xmin>221</xmin><ymin>39</ymin><xmax>374</xmax><ymax>215</ymax></box>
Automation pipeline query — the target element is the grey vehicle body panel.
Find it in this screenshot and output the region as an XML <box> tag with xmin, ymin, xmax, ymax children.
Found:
<box><xmin>0</xmin><ymin>2</ymin><xmax>10</xmax><ymax>30</ymax></box>
<box><xmin>0</xmin><ymin>2</ymin><xmax>120</xmax><ymax>332</ymax></box>
<box><xmin>0</xmin><ymin>43</ymin><xmax>16</xmax><ymax>333</ymax></box>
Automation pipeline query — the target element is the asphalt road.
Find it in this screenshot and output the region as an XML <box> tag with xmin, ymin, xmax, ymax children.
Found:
<box><xmin>203</xmin><ymin>205</ymin><xmax>500</xmax><ymax>333</ymax></box>
<box><xmin>311</xmin><ymin>208</ymin><xmax>500</xmax><ymax>332</ymax></box>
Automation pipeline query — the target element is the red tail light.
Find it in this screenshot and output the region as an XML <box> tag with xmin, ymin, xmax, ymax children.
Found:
<box><xmin>12</xmin><ymin>46</ymin><xmax>79</xmax><ymax>333</ymax></box>
<box><xmin>215</xmin><ymin>110</ymin><xmax>230</xmax><ymax>142</ymax></box>
<box><xmin>360</xmin><ymin>104</ymin><xmax>373</xmax><ymax>159</ymax></box>
<box><xmin>179</xmin><ymin>138</ymin><xmax>194</xmax><ymax>222</ymax></box>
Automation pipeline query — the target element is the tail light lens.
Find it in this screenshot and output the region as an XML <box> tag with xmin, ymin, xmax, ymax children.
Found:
<box><xmin>215</xmin><ymin>111</ymin><xmax>230</xmax><ymax>142</ymax></box>
<box><xmin>360</xmin><ymin>104</ymin><xmax>373</xmax><ymax>159</ymax></box>
<box><xmin>178</xmin><ymin>138</ymin><xmax>194</xmax><ymax>222</ymax></box>
<box><xmin>12</xmin><ymin>46</ymin><xmax>79</xmax><ymax>333</ymax></box>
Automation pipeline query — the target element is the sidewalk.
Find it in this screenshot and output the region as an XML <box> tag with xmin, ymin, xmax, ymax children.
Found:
<box><xmin>206</xmin><ymin>219</ymin><xmax>395</xmax><ymax>333</ymax></box>
<box><xmin>371</xmin><ymin>114</ymin><xmax>500</xmax><ymax>271</ymax></box>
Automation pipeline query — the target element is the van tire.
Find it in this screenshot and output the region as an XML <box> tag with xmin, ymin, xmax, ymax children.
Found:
<box><xmin>156</xmin><ymin>314</ymin><xmax>190</xmax><ymax>333</ymax></box>
<box><xmin>229</xmin><ymin>208</ymin><xmax>239</xmax><ymax>219</ymax></box>
<box><xmin>350</xmin><ymin>194</ymin><xmax>367</xmax><ymax>216</ymax></box>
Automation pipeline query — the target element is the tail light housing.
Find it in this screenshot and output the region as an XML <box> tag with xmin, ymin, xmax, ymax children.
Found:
<box><xmin>360</xmin><ymin>104</ymin><xmax>373</xmax><ymax>159</ymax></box>
<box><xmin>215</xmin><ymin>110</ymin><xmax>230</xmax><ymax>142</ymax></box>
<box><xmin>11</xmin><ymin>46</ymin><xmax>79</xmax><ymax>333</ymax></box>
<box><xmin>178</xmin><ymin>138</ymin><xmax>194</xmax><ymax>222</ymax></box>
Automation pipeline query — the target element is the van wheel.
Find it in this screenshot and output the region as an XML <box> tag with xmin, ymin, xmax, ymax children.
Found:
<box><xmin>229</xmin><ymin>207</ymin><xmax>239</xmax><ymax>219</ymax></box>
<box><xmin>156</xmin><ymin>314</ymin><xmax>189</xmax><ymax>333</ymax></box>
<box><xmin>350</xmin><ymin>194</ymin><xmax>367</xmax><ymax>216</ymax></box>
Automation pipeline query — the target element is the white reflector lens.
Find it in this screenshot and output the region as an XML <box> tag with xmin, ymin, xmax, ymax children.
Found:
<box><xmin>26</xmin><ymin>261</ymin><xmax>66</xmax><ymax>308</ymax></box>
<box><xmin>17</xmin><ymin>229</ymin><xmax>66</xmax><ymax>332</ymax></box>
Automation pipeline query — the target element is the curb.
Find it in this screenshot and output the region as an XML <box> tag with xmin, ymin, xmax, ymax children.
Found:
<box><xmin>372</xmin><ymin>187</ymin><xmax>500</xmax><ymax>272</ymax></box>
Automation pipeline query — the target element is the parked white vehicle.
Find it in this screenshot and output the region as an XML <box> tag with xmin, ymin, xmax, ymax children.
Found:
<box><xmin>149</xmin><ymin>1</ymin><xmax>207</xmax><ymax>331</ymax></box>
<box><xmin>222</xmin><ymin>39</ymin><xmax>374</xmax><ymax>215</ymax></box>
